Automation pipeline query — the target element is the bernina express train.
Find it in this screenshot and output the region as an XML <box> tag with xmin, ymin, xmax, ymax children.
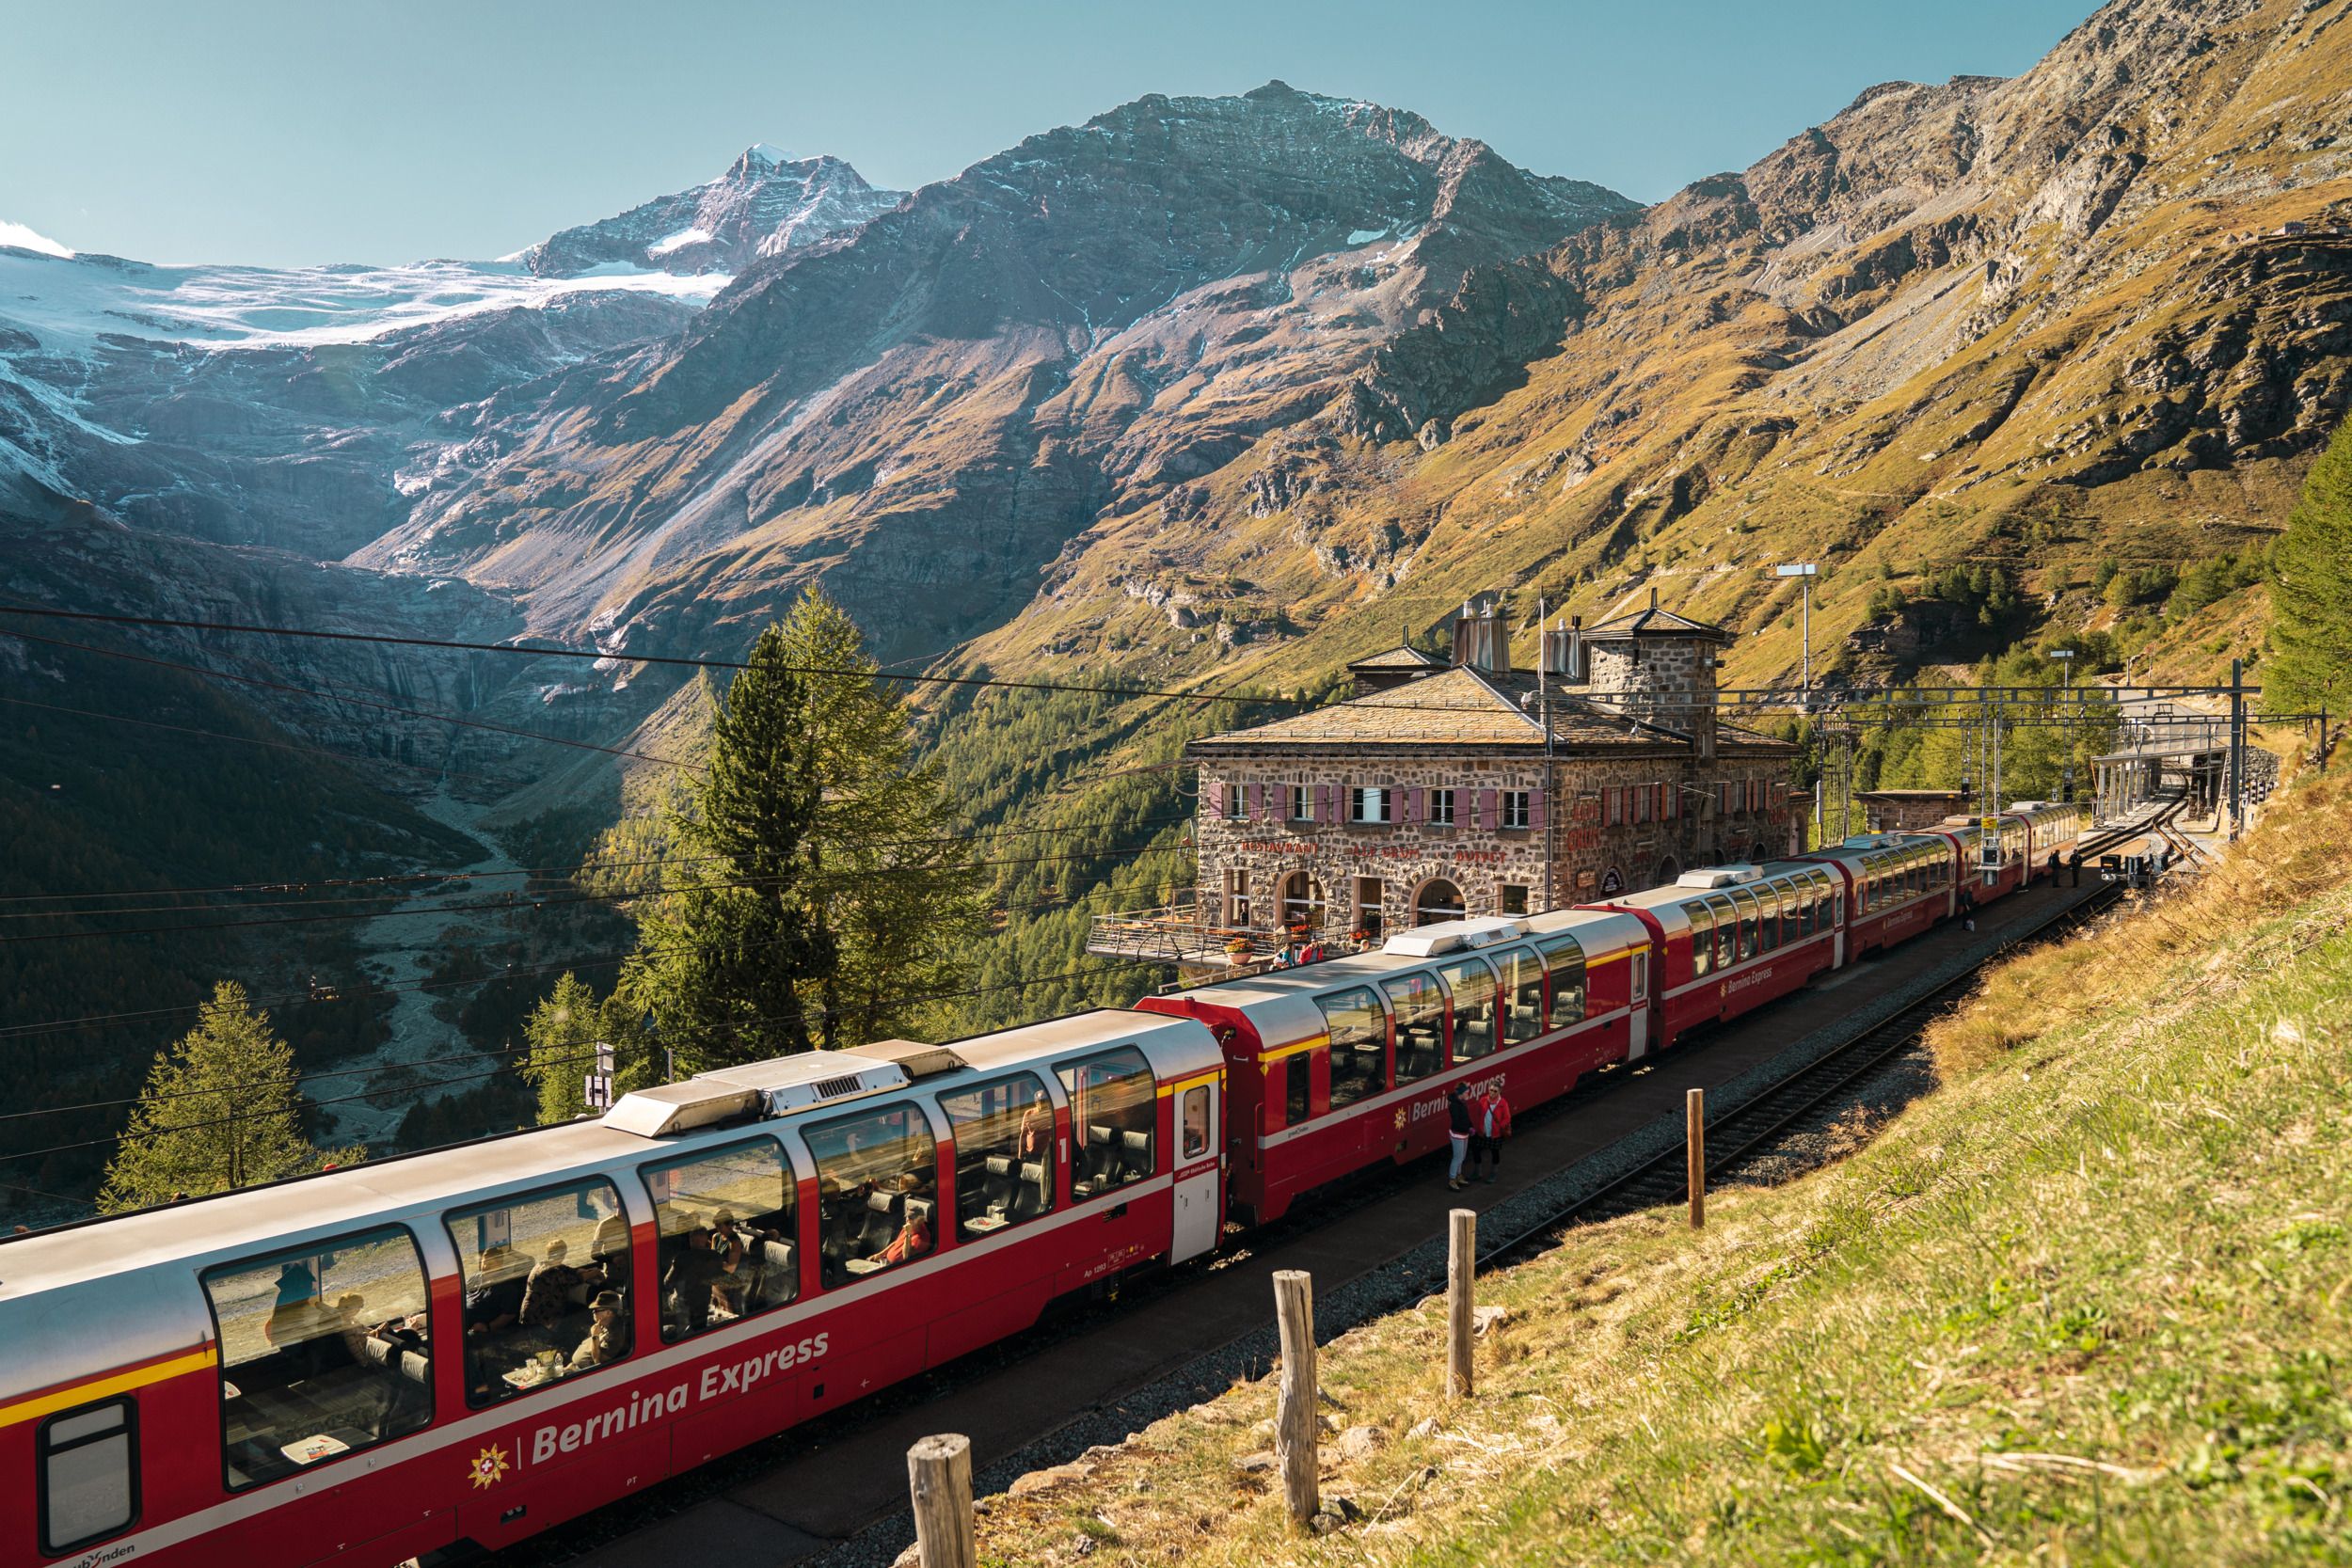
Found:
<box><xmin>0</xmin><ymin>802</ymin><xmax>2083</xmax><ymax>1568</ymax></box>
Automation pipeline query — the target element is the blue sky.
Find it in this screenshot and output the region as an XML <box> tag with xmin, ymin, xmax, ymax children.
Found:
<box><xmin>0</xmin><ymin>0</ymin><xmax>2096</xmax><ymax>267</ymax></box>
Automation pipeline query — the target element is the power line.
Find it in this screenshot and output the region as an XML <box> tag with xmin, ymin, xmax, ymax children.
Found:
<box><xmin>0</xmin><ymin>692</ymin><xmax>517</xmax><ymax>786</ymax></box>
<box><xmin>0</xmin><ymin>837</ymin><xmax>1196</xmax><ymax>946</ymax></box>
<box><xmin>0</xmin><ymin>624</ymin><xmax>700</xmax><ymax>770</ymax></box>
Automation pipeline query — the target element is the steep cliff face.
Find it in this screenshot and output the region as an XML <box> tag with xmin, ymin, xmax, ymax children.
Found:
<box><xmin>365</xmin><ymin>84</ymin><xmax>1636</xmax><ymax>659</ymax></box>
<box><xmin>946</xmin><ymin>0</ymin><xmax>2352</xmax><ymax>698</ymax></box>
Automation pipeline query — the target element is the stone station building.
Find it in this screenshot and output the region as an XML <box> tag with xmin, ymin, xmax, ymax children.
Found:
<box><xmin>1088</xmin><ymin>594</ymin><xmax>1809</xmax><ymax>971</ymax></box>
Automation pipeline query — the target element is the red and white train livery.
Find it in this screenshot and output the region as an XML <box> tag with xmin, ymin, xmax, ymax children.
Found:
<box><xmin>1</xmin><ymin>802</ymin><xmax>2084</xmax><ymax>1568</ymax></box>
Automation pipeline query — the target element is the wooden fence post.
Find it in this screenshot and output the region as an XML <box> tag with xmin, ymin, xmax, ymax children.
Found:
<box><xmin>1447</xmin><ymin>1208</ymin><xmax>1476</xmax><ymax>1400</ymax></box>
<box><xmin>1272</xmin><ymin>1269</ymin><xmax>1320</xmax><ymax>1527</ymax></box>
<box><xmin>1687</xmin><ymin>1087</ymin><xmax>1706</xmax><ymax>1230</ymax></box>
<box><xmin>907</xmin><ymin>1433</ymin><xmax>975</xmax><ymax>1568</ymax></box>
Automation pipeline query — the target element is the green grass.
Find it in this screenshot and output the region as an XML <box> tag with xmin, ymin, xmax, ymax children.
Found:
<box><xmin>971</xmin><ymin>772</ymin><xmax>2352</xmax><ymax>1565</ymax></box>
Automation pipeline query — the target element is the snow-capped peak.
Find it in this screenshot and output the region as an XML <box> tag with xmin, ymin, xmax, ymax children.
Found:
<box><xmin>744</xmin><ymin>142</ymin><xmax>794</xmax><ymax>166</ymax></box>
<box><xmin>0</xmin><ymin>220</ymin><xmax>73</xmax><ymax>260</ymax></box>
<box><xmin>519</xmin><ymin>148</ymin><xmax>903</xmax><ymax>279</ymax></box>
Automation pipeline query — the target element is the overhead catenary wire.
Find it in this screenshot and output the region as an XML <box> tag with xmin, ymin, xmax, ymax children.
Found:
<box><xmin>0</xmin><ymin>692</ymin><xmax>520</xmax><ymax>786</ymax></box>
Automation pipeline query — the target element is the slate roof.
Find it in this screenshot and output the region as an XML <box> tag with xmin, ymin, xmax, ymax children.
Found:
<box><xmin>1345</xmin><ymin>644</ymin><xmax>1446</xmax><ymax>672</ymax></box>
<box><xmin>1188</xmin><ymin>664</ymin><xmax>1797</xmax><ymax>756</ymax></box>
<box><xmin>1580</xmin><ymin>602</ymin><xmax>1731</xmax><ymax>643</ymax></box>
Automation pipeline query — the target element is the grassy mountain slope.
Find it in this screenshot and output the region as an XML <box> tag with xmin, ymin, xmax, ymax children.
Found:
<box><xmin>959</xmin><ymin>767</ymin><xmax>2352</xmax><ymax>1565</ymax></box>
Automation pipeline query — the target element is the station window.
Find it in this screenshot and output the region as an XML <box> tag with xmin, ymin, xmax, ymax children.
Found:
<box><xmin>1499</xmin><ymin>882</ymin><xmax>1530</xmax><ymax>915</ymax></box>
<box><xmin>1283</xmin><ymin>1050</ymin><xmax>1315</xmax><ymax>1127</ymax></box>
<box><xmin>1690</xmin><ymin>902</ymin><xmax>1716</xmax><ymax>976</ymax></box>
<box><xmin>1355</xmin><ymin>877</ymin><xmax>1386</xmax><ymax>938</ymax></box>
<box><xmin>1288</xmin><ymin>784</ymin><xmax>1312</xmax><ymax>821</ymax></box>
<box><xmin>446</xmin><ymin>1180</ymin><xmax>632</xmax><ymax>1409</ymax></box>
<box><xmin>806</xmin><ymin>1101</ymin><xmax>939</xmax><ymax>1285</ymax></box>
<box><xmin>1182</xmin><ymin>1085</ymin><xmax>1212</xmax><ymax>1159</ymax></box>
<box><xmin>1440</xmin><ymin>957</ymin><xmax>1501</xmax><ymax>1061</ymax></box>
<box><xmin>644</xmin><ymin>1137</ymin><xmax>797</xmax><ymax>1343</ymax></box>
<box><xmin>939</xmin><ymin>1070</ymin><xmax>1057</xmax><ymax>1241</ymax></box>
<box><xmin>1495</xmin><ymin>946</ymin><xmax>1546</xmax><ymax>1043</ymax></box>
<box><xmin>39</xmin><ymin>1399</ymin><xmax>136</xmax><ymax>1554</ymax></box>
<box><xmin>1502</xmin><ymin>790</ymin><xmax>1532</xmax><ymax>830</ymax></box>
<box><xmin>1317</xmin><ymin>987</ymin><xmax>1388</xmax><ymax>1108</ymax></box>
<box><xmin>1348</xmin><ymin>785</ymin><xmax>1391</xmax><ymax>824</ymax></box>
<box><xmin>1538</xmin><ymin>933</ymin><xmax>1587</xmax><ymax>1026</ymax></box>
<box><xmin>1059</xmin><ymin>1048</ymin><xmax>1156</xmax><ymax>1200</ymax></box>
<box><xmin>1222</xmin><ymin>782</ymin><xmax>1247</xmax><ymax>820</ymax></box>
<box><xmin>1428</xmin><ymin>787</ymin><xmax>1456</xmax><ymax>826</ymax></box>
<box><xmin>203</xmin><ymin>1225</ymin><xmax>435</xmax><ymax>1488</ymax></box>
<box><xmin>1382</xmin><ymin>971</ymin><xmax>1448</xmax><ymax>1082</ymax></box>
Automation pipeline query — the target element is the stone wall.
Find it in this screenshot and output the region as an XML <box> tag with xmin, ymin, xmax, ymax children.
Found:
<box><xmin>1585</xmin><ymin>636</ymin><xmax>1717</xmax><ymax>757</ymax></box>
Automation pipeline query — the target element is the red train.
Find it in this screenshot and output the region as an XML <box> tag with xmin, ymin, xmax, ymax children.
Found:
<box><xmin>1</xmin><ymin>803</ymin><xmax>2083</xmax><ymax>1568</ymax></box>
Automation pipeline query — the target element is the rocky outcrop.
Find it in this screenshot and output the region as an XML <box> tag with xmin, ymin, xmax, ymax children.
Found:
<box><xmin>517</xmin><ymin>147</ymin><xmax>903</xmax><ymax>277</ymax></box>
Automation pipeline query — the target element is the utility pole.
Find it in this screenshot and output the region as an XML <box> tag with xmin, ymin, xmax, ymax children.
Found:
<box><xmin>1538</xmin><ymin>597</ymin><xmax>1554</xmax><ymax>912</ymax></box>
<box><xmin>1775</xmin><ymin>562</ymin><xmax>1819</xmax><ymax>694</ymax></box>
<box><xmin>2229</xmin><ymin>656</ymin><xmax>2246</xmax><ymax>842</ymax></box>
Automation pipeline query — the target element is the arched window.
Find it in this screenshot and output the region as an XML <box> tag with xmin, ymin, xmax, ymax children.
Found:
<box><xmin>1750</xmin><ymin>840</ymin><xmax>1772</xmax><ymax>864</ymax></box>
<box><xmin>1413</xmin><ymin>879</ymin><xmax>1465</xmax><ymax>927</ymax></box>
<box><xmin>1652</xmin><ymin>856</ymin><xmax>1680</xmax><ymax>889</ymax></box>
<box><xmin>1277</xmin><ymin>872</ymin><xmax>1325</xmax><ymax>931</ymax></box>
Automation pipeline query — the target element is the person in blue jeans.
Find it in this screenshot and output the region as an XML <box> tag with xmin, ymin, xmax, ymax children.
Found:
<box><xmin>1446</xmin><ymin>1082</ymin><xmax>1474</xmax><ymax>1190</ymax></box>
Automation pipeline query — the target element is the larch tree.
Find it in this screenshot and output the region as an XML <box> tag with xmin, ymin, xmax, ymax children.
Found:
<box><xmin>99</xmin><ymin>981</ymin><xmax>322</xmax><ymax>1212</ymax></box>
<box><xmin>520</xmin><ymin>972</ymin><xmax>657</xmax><ymax>1125</ymax></box>
<box><xmin>2268</xmin><ymin>412</ymin><xmax>2352</xmax><ymax>719</ymax></box>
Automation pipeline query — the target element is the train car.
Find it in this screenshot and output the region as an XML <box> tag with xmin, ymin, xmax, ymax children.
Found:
<box><xmin>1593</xmin><ymin>861</ymin><xmax>1847</xmax><ymax>1043</ymax></box>
<box><xmin>0</xmin><ymin>1010</ymin><xmax>1221</xmax><ymax>1568</ymax></box>
<box><xmin>1138</xmin><ymin>909</ymin><xmax>1651</xmax><ymax>1227</ymax></box>
<box><xmin>2006</xmin><ymin>800</ymin><xmax>2088</xmax><ymax>880</ymax></box>
<box><xmin>1927</xmin><ymin>813</ymin><xmax>2031</xmax><ymax>905</ymax></box>
<box><xmin>1795</xmin><ymin>833</ymin><xmax>1960</xmax><ymax>958</ymax></box>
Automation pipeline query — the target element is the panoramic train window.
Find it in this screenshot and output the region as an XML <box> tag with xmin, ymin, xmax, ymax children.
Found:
<box><xmin>1059</xmin><ymin>1048</ymin><xmax>1157</xmax><ymax>1200</ymax></box>
<box><xmin>1798</xmin><ymin>879</ymin><xmax>1819</xmax><ymax>937</ymax></box>
<box><xmin>1317</xmin><ymin>987</ymin><xmax>1387</xmax><ymax>1109</ymax></box>
<box><xmin>1495</xmin><ymin>946</ymin><xmax>1545</xmax><ymax>1043</ymax></box>
<box><xmin>1706</xmin><ymin>895</ymin><xmax>1738</xmax><ymax>969</ymax></box>
<box><xmin>1438</xmin><ymin>958</ymin><xmax>1499</xmax><ymax>1062</ymax></box>
<box><xmin>805</xmin><ymin>1101</ymin><xmax>939</xmax><ymax>1285</ymax></box>
<box><xmin>38</xmin><ymin>1399</ymin><xmax>136</xmax><ymax>1554</ymax></box>
<box><xmin>1689</xmin><ymin>904</ymin><xmax>1715</xmax><ymax>977</ymax></box>
<box><xmin>446</xmin><ymin>1178</ymin><xmax>632</xmax><ymax>1409</ymax></box>
<box><xmin>202</xmin><ymin>1225</ymin><xmax>434</xmax><ymax>1488</ymax></box>
<box><xmin>644</xmin><ymin>1137</ymin><xmax>798</xmax><ymax>1343</ymax></box>
<box><xmin>940</xmin><ymin>1070</ymin><xmax>1057</xmax><ymax>1240</ymax></box>
<box><xmin>1382</xmin><ymin>971</ymin><xmax>1448</xmax><ymax>1080</ymax></box>
<box><xmin>1756</xmin><ymin>884</ymin><xmax>1782</xmax><ymax>952</ymax></box>
<box><xmin>1283</xmin><ymin>1049</ymin><xmax>1315</xmax><ymax>1126</ymax></box>
<box><xmin>1537</xmin><ymin>933</ymin><xmax>1586</xmax><ymax>1025</ymax></box>
<box><xmin>1732</xmin><ymin>886</ymin><xmax>1759</xmax><ymax>961</ymax></box>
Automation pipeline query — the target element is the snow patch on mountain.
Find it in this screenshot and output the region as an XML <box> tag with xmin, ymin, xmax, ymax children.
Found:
<box><xmin>521</xmin><ymin>148</ymin><xmax>903</xmax><ymax>277</ymax></box>
<box><xmin>0</xmin><ymin>220</ymin><xmax>73</xmax><ymax>259</ymax></box>
<box><xmin>0</xmin><ymin>249</ymin><xmax>727</xmax><ymax>353</ymax></box>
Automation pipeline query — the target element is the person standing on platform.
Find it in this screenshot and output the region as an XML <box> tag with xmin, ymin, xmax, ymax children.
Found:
<box><xmin>1470</xmin><ymin>1082</ymin><xmax>1514</xmax><ymax>1184</ymax></box>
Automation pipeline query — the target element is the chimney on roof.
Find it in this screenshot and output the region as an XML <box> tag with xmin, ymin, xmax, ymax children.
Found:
<box><xmin>1540</xmin><ymin>614</ymin><xmax>1587</xmax><ymax>683</ymax></box>
<box><xmin>1450</xmin><ymin>592</ymin><xmax>1511</xmax><ymax>674</ymax></box>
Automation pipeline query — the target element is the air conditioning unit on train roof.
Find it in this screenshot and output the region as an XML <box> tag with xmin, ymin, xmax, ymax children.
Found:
<box><xmin>1384</xmin><ymin>916</ymin><xmax>1525</xmax><ymax>958</ymax></box>
<box><xmin>603</xmin><ymin>1053</ymin><xmax>913</xmax><ymax>1138</ymax></box>
<box><xmin>1677</xmin><ymin>864</ymin><xmax>1762</xmax><ymax>889</ymax></box>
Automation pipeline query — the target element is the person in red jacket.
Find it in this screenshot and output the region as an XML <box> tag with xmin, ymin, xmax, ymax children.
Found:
<box><xmin>1470</xmin><ymin>1083</ymin><xmax>1513</xmax><ymax>1184</ymax></box>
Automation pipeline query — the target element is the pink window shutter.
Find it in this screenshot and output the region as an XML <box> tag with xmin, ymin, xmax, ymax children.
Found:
<box><xmin>1405</xmin><ymin>786</ymin><xmax>1424</xmax><ymax>825</ymax></box>
<box><xmin>1319</xmin><ymin>784</ymin><xmax>1338</xmax><ymax>824</ymax></box>
<box><xmin>1251</xmin><ymin>781</ymin><xmax>1268</xmax><ymax>819</ymax></box>
<box><xmin>1476</xmin><ymin>788</ymin><xmax>1498</xmax><ymax>831</ymax></box>
<box><xmin>1207</xmin><ymin>780</ymin><xmax>1225</xmax><ymax>816</ymax></box>
<box><xmin>1529</xmin><ymin>787</ymin><xmax>1547</xmax><ymax>830</ymax></box>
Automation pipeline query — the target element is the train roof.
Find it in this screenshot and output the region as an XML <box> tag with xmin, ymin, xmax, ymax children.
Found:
<box><xmin>0</xmin><ymin>1008</ymin><xmax>1216</xmax><ymax>1310</ymax></box>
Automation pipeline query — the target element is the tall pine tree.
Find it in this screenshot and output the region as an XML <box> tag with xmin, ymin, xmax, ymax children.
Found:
<box><xmin>625</xmin><ymin>624</ymin><xmax>834</xmax><ymax>1069</ymax></box>
<box><xmin>2269</xmin><ymin>412</ymin><xmax>2352</xmax><ymax>719</ymax></box>
<box><xmin>99</xmin><ymin>982</ymin><xmax>322</xmax><ymax>1212</ymax></box>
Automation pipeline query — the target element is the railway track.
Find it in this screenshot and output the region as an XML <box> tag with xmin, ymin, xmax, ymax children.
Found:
<box><xmin>532</xmin><ymin>810</ymin><xmax>2181</xmax><ymax>1567</ymax></box>
<box><xmin>1484</xmin><ymin>794</ymin><xmax>2184</xmax><ymax>1265</ymax></box>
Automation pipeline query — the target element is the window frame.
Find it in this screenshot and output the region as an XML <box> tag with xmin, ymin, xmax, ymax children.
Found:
<box><xmin>640</xmin><ymin>1133</ymin><xmax>802</xmax><ymax>1341</ymax></box>
<box><xmin>1502</xmin><ymin>790</ymin><xmax>1531</xmax><ymax>830</ymax></box>
<box><xmin>803</xmin><ymin>1097</ymin><xmax>945</xmax><ymax>1283</ymax></box>
<box><xmin>202</xmin><ymin>1221</ymin><xmax>438</xmax><ymax>1487</ymax></box>
<box><xmin>38</xmin><ymin>1397</ymin><xmax>140</xmax><ymax>1556</ymax></box>
<box><xmin>935</xmin><ymin>1069</ymin><xmax>1060</xmax><ymax>1241</ymax></box>
<box><xmin>1055</xmin><ymin>1048</ymin><xmax>1159</xmax><ymax>1201</ymax></box>
<box><xmin>1499</xmin><ymin>882</ymin><xmax>1530</xmax><ymax>916</ymax></box>
<box><xmin>1438</xmin><ymin>956</ymin><xmax>1502</xmax><ymax>1063</ymax></box>
<box><xmin>1537</xmin><ymin>932</ymin><xmax>1587</xmax><ymax>1027</ymax></box>
<box><xmin>442</xmin><ymin>1177</ymin><xmax>632</xmax><ymax>1412</ymax></box>
<box><xmin>1316</xmin><ymin>986</ymin><xmax>1390</xmax><ymax>1109</ymax></box>
<box><xmin>1427</xmin><ymin>787</ymin><xmax>1456</xmax><ymax>827</ymax></box>
<box><xmin>1494</xmin><ymin>945</ymin><xmax>1547</xmax><ymax>1044</ymax></box>
<box><xmin>1181</xmin><ymin>1085</ymin><xmax>1212</xmax><ymax>1160</ymax></box>
<box><xmin>1347</xmin><ymin>785</ymin><xmax>1391</xmax><ymax>824</ymax></box>
<box><xmin>1287</xmin><ymin>784</ymin><xmax>1312</xmax><ymax>822</ymax></box>
<box><xmin>1689</xmin><ymin>901</ymin><xmax>1715</xmax><ymax>976</ymax></box>
<box><xmin>1281</xmin><ymin>1048</ymin><xmax>1318</xmax><ymax>1127</ymax></box>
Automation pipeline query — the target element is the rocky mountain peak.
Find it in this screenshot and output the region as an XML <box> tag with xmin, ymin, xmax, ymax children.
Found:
<box><xmin>519</xmin><ymin>148</ymin><xmax>905</xmax><ymax>279</ymax></box>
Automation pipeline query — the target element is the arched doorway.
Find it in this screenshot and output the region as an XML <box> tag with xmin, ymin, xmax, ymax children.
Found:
<box><xmin>1653</xmin><ymin>856</ymin><xmax>1681</xmax><ymax>889</ymax></box>
<box><xmin>1277</xmin><ymin>871</ymin><xmax>1326</xmax><ymax>933</ymax></box>
<box><xmin>1413</xmin><ymin>878</ymin><xmax>1466</xmax><ymax>927</ymax></box>
<box><xmin>1750</xmin><ymin>840</ymin><xmax>1772</xmax><ymax>863</ymax></box>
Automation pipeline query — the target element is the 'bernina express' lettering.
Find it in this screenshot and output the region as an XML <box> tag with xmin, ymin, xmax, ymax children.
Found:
<box><xmin>532</xmin><ymin>1333</ymin><xmax>831</xmax><ymax>1464</ymax></box>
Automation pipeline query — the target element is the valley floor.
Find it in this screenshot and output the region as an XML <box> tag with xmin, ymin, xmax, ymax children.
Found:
<box><xmin>966</xmin><ymin>772</ymin><xmax>2352</xmax><ymax>1566</ymax></box>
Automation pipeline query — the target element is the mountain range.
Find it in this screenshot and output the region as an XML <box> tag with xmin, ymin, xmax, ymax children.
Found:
<box><xmin>4</xmin><ymin>0</ymin><xmax>2350</xmax><ymax>1199</ymax></box>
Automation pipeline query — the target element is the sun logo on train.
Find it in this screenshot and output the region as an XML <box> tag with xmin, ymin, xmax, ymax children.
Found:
<box><xmin>1393</xmin><ymin>1107</ymin><xmax>1408</xmax><ymax>1131</ymax></box>
<box><xmin>469</xmin><ymin>1444</ymin><xmax>510</xmax><ymax>1490</ymax></box>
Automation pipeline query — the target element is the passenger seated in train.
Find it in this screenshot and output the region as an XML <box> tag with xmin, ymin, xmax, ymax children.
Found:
<box><xmin>463</xmin><ymin>1243</ymin><xmax>527</xmax><ymax>1337</ymax></box>
<box><xmin>649</xmin><ymin>1141</ymin><xmax>800</xmax><ymax>1341</ymax></box>
<box><xmin>808</xmin><ymin>1101</ymin><xmax>938</xmax><ymax>1286</ymax></box>
<box><xmin>570</xmin><ymin>1291</ymin><xmax>628</xmax><ymax>1370</ymax></box>
<box><xmin>518</xmin><ymin>1238</ymin><xmax>600</xmax><ymax>1329</ymax></box>
<box><xmin>202</xmin><ymin>1229</ymin><xmax>434</xmax><ymax>1488</ymax></box>
<box><xmin>660</xmin><ymin>1227</ymin><xmax>732</xmax><ymax>1337</ymax></box>
<box><xmin>449</xmin><ymin>1180</ymin><xmax>636</xmax><ymax>1404</ymax></box>
<box><xmin>943</xmin><ymin>1073</ymin><xmax>1057</xmax><ymax>1240</ymax></box>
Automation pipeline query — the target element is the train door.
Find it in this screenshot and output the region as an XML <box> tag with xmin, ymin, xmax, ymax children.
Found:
<box><xmin>1170</xmin><ymin>1078</ymin><xmax>1221</xmax><ymax>1262</ymax></box>
<box><xmin>1832</xmin><ymin>875</ymin><xmax>1848</xmax><ymax>968</ymax></box>
<box><xmin>1627</xmin><ymin>948</ymin><xmax>1651</xmax><ymax>1061</ymax></box>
